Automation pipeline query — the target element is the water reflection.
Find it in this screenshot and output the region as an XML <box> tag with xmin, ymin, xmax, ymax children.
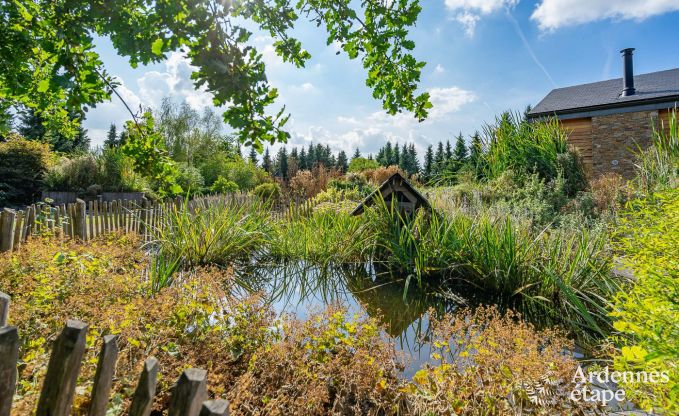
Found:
<box><xmin>233</xmin><ymin>261</ymin><xmax>467</xmax><ymax>376</ymax></box>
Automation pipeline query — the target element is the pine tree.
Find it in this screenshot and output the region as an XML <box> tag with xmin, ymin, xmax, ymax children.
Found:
<box><xmin>393</xmin><ymin>143</ymin><xmax>401</xmax><ymax>167</ymax></box>
<box><xmin>352</xmin><ymin>148</ymin><xmax>361</xmax><ymax>160</ymax></box>
<box><xmin>275</xmin><ymin>147</ymin><xmax>289</xmax><ymax>179</ymax></box>
<box><xmin>453</xmin><ymin>133</ymin><xmax>468</xmax><ymax>162</ymax></box>
<box><xmin>307</xmin><ymin>143</ymin><xmax>316</xmax><ymax>168</ymax></box>
<box><xmin>249</xmin><ymin>146</ymin><xmax>259</xmax><ymax>165</ymax></box>
<box><xmin>434</xmin><ymin>141</ymin><xmax>445</xmax><ymax>174</ymax></box>
<box><xmin>18</xmin><ymin>108</ymin><xmax>90</xmax><ymax>153</ymax></box>
<box><xmin>424</xmin><ymin>144</ymin><xmax>434</xmax><ymax>182</ymax></box>
<box><xmin>445</xmin><ymin>140</ymin><xmax>453</xmax><ymax>161</ymax></box>
<box><xmin>407</xmin><ymin>143</ymin><xmax>420</xmax><ymax>175</ymax></box>
<box><xmin>104</xmin><ymin>124</ymin><xmax>118</xmax><ymax>148</ymax></box>
<box><xmin>469</xmin><ymin>132</ymin><xmax>483</xmax><ymax>166</ymax></box>
<box><xmin>336</xmin><ymin>150</ymin><xmax>348</xmax><ymax>172</ymax></box>
<box><xmin>299</xmin><ymin>148</ymin><xmax>308</xmax><ymax>170</ymax></box>
<box><xmin>262</xmin><ymin>148</ymin><xmax>273</xmax><ymax>174</ymax></box>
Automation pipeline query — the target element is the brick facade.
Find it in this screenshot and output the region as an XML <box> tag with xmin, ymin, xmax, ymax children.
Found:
<box><xmin>590</xmin><ymin>110</ymin><xmax>658</xmax><ymax>178</ymax></box>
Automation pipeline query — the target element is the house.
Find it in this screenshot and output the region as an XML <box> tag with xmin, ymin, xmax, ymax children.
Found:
<box><xmin>526</xmin><ymin>48</ymin><xmax>678</xmax><ymax>178</ymax></box>
<box><xmin>351</xmin><ymin>172</ymin><xmax>430</xmax><ymax>216</ymax></box>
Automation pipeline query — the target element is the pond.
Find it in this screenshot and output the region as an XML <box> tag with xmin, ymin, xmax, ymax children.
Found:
<box><xmin>233</xmin><ymin>261</ymin><xmax>470</xmax><ymax>378</ymax></box>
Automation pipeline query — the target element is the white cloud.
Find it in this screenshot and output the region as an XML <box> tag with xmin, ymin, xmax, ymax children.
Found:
<box><xmin>434</xmin><ymin>64</ymin><xmax>446</xmax><ymax>74</ymax></box>
<box><xmin>137</xmin><ymin>52</ymin><xmax>213</xmax><ymax>110</ymax></box>
<box><xmin>532</xmin><ymin>0</ymin><xmax>679</xmax><ymax>31</ymax></box>
<box><xmin>83</xmin><ymin>78</ymin><xmax>143</xmax><ymax>147</ymax></box>
<box><xmin>444</xmin><ymin>0</ymin><xmax>518</xmax><ymax>37</ymax></box>
<box><xmin>289</xmin><ymin>82</ymin><xmax>318</xmax><ymax>94</ymax></box>
<box><xmin>428</xmin><ymin>87</ymin><xmax>477</xmax><ymax>119</ymax></box>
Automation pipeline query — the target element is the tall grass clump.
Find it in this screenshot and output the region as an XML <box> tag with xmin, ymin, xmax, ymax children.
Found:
<box><xmin>151</xmin><ymin>197</ymin><xmax>271</xmax><ymax>267</ymax></box>
<box><xmin>481</xmin><ymin>112</ymin><xmax>586</xmax><ymax>196</ymax></box>
<box><xmin>270</xmin><ymin>209</ymin><xmax>373</xmax><ymax>267</ymax></box>
<box><xmin>362</xmin><ymin>197</ymin><xmax>616</xmax><ymax>342</ymax></box>
<box><xmin>636</xmin><ymin>108</ymin><xmax>679</xmax><ymax>191</ymax></box>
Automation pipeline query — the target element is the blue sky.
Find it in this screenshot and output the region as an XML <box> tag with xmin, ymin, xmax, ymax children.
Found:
<box><xmin>83</xmin><ymin>0</ymin><xmax>679</xmax><ymax>158</ymax></box>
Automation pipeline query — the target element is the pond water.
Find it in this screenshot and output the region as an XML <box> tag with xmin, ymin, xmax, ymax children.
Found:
<box><xmin>233</xmin><ymin>262</ymin><xmax>468</xmax><ymax>378</ymax></box>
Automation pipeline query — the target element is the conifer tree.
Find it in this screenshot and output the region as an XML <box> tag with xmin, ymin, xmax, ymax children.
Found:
<box><xmin>262</xmin><ymin>148</ymin><xmax>273</xmax><ymax>174</ymax></box>
<box><xmin>336</xmin><ymin>150</ymin><xmax>348</xmax><ymax>172</ymax></box>
<box><xmin>275</xmin><ymin>147</ymin><xmax>289</xmax><ymax>179</ymax></box>
<box><xmin>453</xmin><ymin>133</ymin><xmax>468</xmax><ymax>162</ymax></box>
<box><xmin>299</xmin><ymin>147</ymin><xmax>308</xmax><ymax>170</ymax></box>
<box><xmin>105</xmin><ymin>123</ymin><xmax>118</xmax><ymax>148</ymax></box>
<box><xmin>469</xmin><ymin>132</ymin><xmax>483</xmax><ymax>167</ymax></box>
<box><xmin>445</xmin><ymin>140</ymin><xmax>452</xmax><ymax>161</ymax></box>
<box><xmin>352</xmin><ymin>148</ymin><xmax>361</xmax><ymax>160</ymax></box>
<box><xmin>393</xmin><ymin>142</ymin><xmax>401</xmax><ymax>167</ymax></box>
<box><xmin>434</xmin><ymin>141</ymin><xmax>445</xmax><ymax>174</ymax></box>
<box><xmin>424</xmin><ymin>144</ymin><xmax>434</xmax><ymax>182</ymax></box>
<box><xmin>249</xmin><ymin>146</ymin><xmax>259</xmax><ymax>165</ymax></box>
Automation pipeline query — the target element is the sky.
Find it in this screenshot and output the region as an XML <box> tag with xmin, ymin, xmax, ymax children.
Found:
<box><xmin>83</xmin><ymin>0</ymin><xmax>679</xmax><ymax>158</ymax></box>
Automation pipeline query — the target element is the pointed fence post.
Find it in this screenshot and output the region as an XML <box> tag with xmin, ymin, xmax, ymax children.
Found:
<box><xmin>0</xmin><ymin>292</ymin><xmax>9</xmax><ymax>327</ymax></box>
<box><xmin>0</xmin><ymin>326</ymin><xmax>19</xmax><ymax>416</ymax></box>
<box><xmin>73</xmin><ymin>199</ymin><xmax>87</xmax><ymax>241</ymax></box>
<box><xmin>169</xmin><ymin>368</ymin><xmax>208</xmax><ymax>416</ymax></box>
<box><xmin>0</xmin><ymin>208</ymin><xmax>16</xmax><ymax>253</ymax></box>
<box><xmin>128</xmin><ymin>357</ymin><xmax>159</xmax><ymax>416</ymax></box>
<box><xmin>88</xmin><ymin>335</ymin><xmax>119</xmax><ymax>416</ymax></box>
<box><xmin>200</xmin><ymin>400</ymin><xmax>229</xmax><ymax>416</ymax></box>
<box><xmin>36</xmin><ymin>320</ymin><xmax>89</xmax><ymax>416</ymax></box>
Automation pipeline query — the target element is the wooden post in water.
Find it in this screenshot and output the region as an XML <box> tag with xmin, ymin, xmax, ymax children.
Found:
<box><xmin>128</xmin><ymin>357</ymin><xmax>159</xmax><ymax>416</ymax></box>
<box><xmin>88</xmin><ymin>335</ymin><xmax>119</xmax><ymax>416</ymax></box>
<box><xmin>200</xmin><ymin>400</ymin><xmax>230</xmax><ymax>416</ymax></box>
<box><xmin>169</xmin><ymin>368</ymin><xmax>208</xmax><ymax>416</ymax></box>
<box><xmin>0</xmin><ymin>208</ymin><xmax>16</xmax><ymax>253</ymax></box>
<box><xmin>36</xmin><ymin>320</ymin><xmax>89</xmax><ymax>416</ymax></box>
<box><xmin>0</xmin><ymin>326</ymin><xmax>20</xmax><ymax>416</ymax></box>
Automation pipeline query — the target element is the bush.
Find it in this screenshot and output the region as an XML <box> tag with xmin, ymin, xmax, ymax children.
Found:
<box><xmin>348</xmin><ymin>157</ymin><xmax>380</xmax><ymax>172</ymax></box>
<box><xmin>211</xmin><ymin>176</ymin><xmax>239</xmax><ymax>194</ymax></box>
<box><xmin>362</xmin><ymin>165</ymin><xmax>403</xmax><ymax>185</ymax></box>
<box><xmin>253</xmin><ymin>182</ymin><xmax>281</xmax><ymax>202</ymax></box>
<box><xmin>223</xmin><ymin>159</ymin><xmax>270</xmax><ymax>191</ymax></box>
<box><xmin>175</xmin><ymin>163</ymin><xmax>205</xmax><ymax>194</ymax></box>
<box><xmin>0</xmin><ymin>133</ymin><xmax>52</xmax><ymax>206</ymax></box>
<box><xmin>610</xmin><ymin>189</ymin><xmax>679</xmax><ymax>413</ymax></box>
<box><xmin>43</xmin><ymin>154</ymin><xmax>99</xmax><ymax>192</ymax></box>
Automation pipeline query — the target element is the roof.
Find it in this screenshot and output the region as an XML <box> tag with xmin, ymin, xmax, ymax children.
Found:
<box><xmin>527</xmin><ymin>68</ymin><xmax>679</xmax><ymax>118</ymax></box>
<box><xmin>350</xmin><ymin>172</ymin><xmax>430</xmax><ymax>216</ymax></box>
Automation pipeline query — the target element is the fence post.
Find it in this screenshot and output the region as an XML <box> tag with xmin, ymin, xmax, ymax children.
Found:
<box><xmin>129</xmin><ymin>357</ymin><xmax>159</xmax><ymax>416</ymax></box>
<box><xmin>0</xmin><ymin>208</ymin><xmax>16</xmax><ymax>253</ymax></box>
<box><xmin>168</xmin><ymin>368</ymin><xmax>208</xmax><ymax>416</ymax></box>
<box><xmin>88</xmin><ymin>335</ymin><xmax>119</xmax><ymax>416</ymax></box>
<box><xmin>36</xmin><ymin>320</ymin><xmax>89</xmax><ymax>416</ymax></box>
<box><xmin>0</xmin><ymin>326</ymin><xmax>19</xmax><ymax>416</ymax></box>
<box><xmin>73</xmin><ymin>199</ymin><xmax>87</xmax><ymax>241</ymax></box>
<box><xmin>200</xmin><ymin>400</ymin><xmax>229</xmax><ymax>416</ymax></box>
<box><xmin>0</xmin><ymin>292</ymin><xmax>9</xmax><ymax>327</ymax></box>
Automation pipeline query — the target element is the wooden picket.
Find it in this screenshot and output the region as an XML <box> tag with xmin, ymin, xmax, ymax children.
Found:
<box><xmin>0</xmin><ymin>192</ymin><xmax>313</xmax><ymax>253</ymax></box>
<box><xmin>0</xmin><ymin>292</ymin><xmax>230</xmax><ymax>416</ymax></box>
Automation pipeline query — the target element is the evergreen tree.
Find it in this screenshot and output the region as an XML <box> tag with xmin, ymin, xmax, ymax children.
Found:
<box><xmin>469</xmin><ymin>132</ymin><xmax>483</xmax><ymax>165</ymax></box>
<box><xmin>299</xmin><ymin>147</ymin><xmax>308</xmax><ymax>170</ymax></box>
<box><xmin>307</xmin><ymin>143</ymin><xmax>316</xmax><ymax>168</ymax></box>
<box><xmin>18</xmin><ymin>108</ymin><xmax>89</xmax><ymax>153</ymax></box>
<box><xmin>378</xmin><ymin>141</ymin><xmax>393</xmax><ymax>166</ymax></box>
<box><xmin>248</xmin><ymin>146</ymin><xmax>259</xmax><ymax>165</ymax></box>
<box><xmin>275</xmin><ymin>147</ymin><xmax>289</xmax><ymax>179</ymax></box>
<box><xmin>393</xmin><ymin>142</ymin><xmax>401</xmax><ymax>167</ymax></box>
<box><xmin>407</xmin><ymin>143</ymin><xmax>420</xmax><ymax>175</ymax></box>
<box><xmin>453</xmin><ymin>133</ymin><xmax>468</xmax><ymax>162</ymax></box>
<box><xmin>445</xmin><ymin>140</ymin><xmax>453</xmax><ymax>161</ymax></box>
<box><xmin>352</xmin><ymin>148</ymin><xmax>361</xmax><ymax>160</ymax></box>
<box><xmin>104</xmin><ymin>123</ymin><xmax>118</xmax><ymax>148</ymax></box>
<box><xmin>434</xmin><ymin>141</ymin><xmax>445</xmax><ymax>174</ymax></box>
<box><xmin>336</xmin><ymin>150</ymin><xmax>348</xmax><ymax>172</ymax></box>
<box><xmin>262</xmin><ymin>148</ymin><xmax>273</xmax><ymax>174</ymax></box>
<box><xmin>423</xmin><ymin>144</ymin><xmax>434</xmax><ymax>182</ymax></box>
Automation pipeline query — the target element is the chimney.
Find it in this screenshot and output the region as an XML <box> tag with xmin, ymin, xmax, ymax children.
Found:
<box><xmin>621</xmin><ymin>48</ymin><xmax>635</xmax><ymax>97</ymax></box>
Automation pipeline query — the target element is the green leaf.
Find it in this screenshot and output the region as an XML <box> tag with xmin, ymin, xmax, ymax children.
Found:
<box><xmin>151</xmin><ymin>38</ymin><xmax>164</xmax><ymax>56</ymax></box>
<box><xmin>37</xmin><ymin>79</ymin><xmax>50</xmax><ymax>93</ymax></box>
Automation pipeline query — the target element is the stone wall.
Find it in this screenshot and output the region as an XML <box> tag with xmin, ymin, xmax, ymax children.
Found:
<box><xmin>591</xmin><ymin>110</ymin><xmax>658</xmax><ymax>178</ymax></box>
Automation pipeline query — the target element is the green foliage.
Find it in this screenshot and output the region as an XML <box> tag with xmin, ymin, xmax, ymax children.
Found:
<box><xmin>1</xmin><ymin>0</ymin><xmax>430</xmax><ymax>150</ymax></box>
<box><xmin>253</xmin><ymin>182</ymin><xmax>281</xmax><ymax>202</ymax></box>
<box><xmin>121</xmin><ymin>112</ymin><xmax>182</xmax><ymax>197</ymax></box>
<box><xmin>211</xmin><ymin>176</ymin><xmax>239</xmax><ymax>194</ymax></box>
<box><xmin>635</xmin><ymin>109</ymin><xmax>679</xmax><ymax>192</ymax></box>
<box><xmin>17</xmin><ymin>108</ymin><xmax>90</xmax><ymax>153</ymax></box>
<box><xmin>610</xmin><ymin>189</ymin><xmax>679</xmax><ymax>413</ymax></box>
<box><xmin>0</xmin><ymin>133</ymin><xmax>52</xmax><ymax>205</ymax></box>
<box><xmin>175</xmin><ymin>163</ymin><xmax>205</xmax><ymax>195</ymax></box>
<box><xmin>348</xmin><ymin>157</ymin><xmax>380</xmax><ymax>172</ymax></box>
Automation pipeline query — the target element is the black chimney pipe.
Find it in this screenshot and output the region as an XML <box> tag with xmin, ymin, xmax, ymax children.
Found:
<box><xmin>621</xmin><ymin>48</ymin><xmax>635</xmax><ymax>97</ymax></box>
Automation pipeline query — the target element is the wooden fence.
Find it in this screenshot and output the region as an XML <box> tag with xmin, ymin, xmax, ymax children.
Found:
<box><xmin>0</xmin><ymin>291</ymin><xmax>230</xmax><ymax>416</ymax></box>
<box><xmin>0</xmin><ymin>194</ymin><xmax>314</xmax><ymax>253</ymax></box>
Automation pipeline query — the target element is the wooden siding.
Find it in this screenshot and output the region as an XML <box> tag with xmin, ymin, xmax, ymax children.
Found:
<box><xmin>560</xmin><ymin>118</ymin><xmax>593</xmax><ymax>173</ymax></box>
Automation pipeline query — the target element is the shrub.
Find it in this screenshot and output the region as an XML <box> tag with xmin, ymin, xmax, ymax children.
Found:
<box><xmin>175</xmin><ymin>163</ymin><xmax>205</xmax><ymax>194</ymax></box>
<box><xmin>43</xmin><ymin>154</ymin><xmax>99</xmax><ymax>192</ymax></box>
<box><xmin>610</xmin><ymin>189</ymin><xmax>679</xmax><ymax>413</ymax></box>
<box><xmin>363</xmin><ymin>165</ymin><xmax>403</xmax><ymax>185</ymax></box>
<box><xmin>0</xmin><ymin>133</ymin><xmax>52</xmax><ymax>206</ymax></box>
<box><xmin>589</xmin><ymin>172</ymin><xmax>634</xmax><ymax>213</ymax></box>
<box><xmin>253</xmin><ymin>182</ymin><xmax>281</xmax><ymax>202</ymax></box>
<box><xmin>348</xmin><ymin>157</ymin><xmax>380</xmax><ymax>172</ymax></box>
<box><xmin>211</xmin><ymin>176</ymin><xmax>239</xmax><ymax>194</ymax></box>
<box><xmin>410</xmin><ymin>306</ymin><xmax>601</xmax><ymax>415</ymax></box>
